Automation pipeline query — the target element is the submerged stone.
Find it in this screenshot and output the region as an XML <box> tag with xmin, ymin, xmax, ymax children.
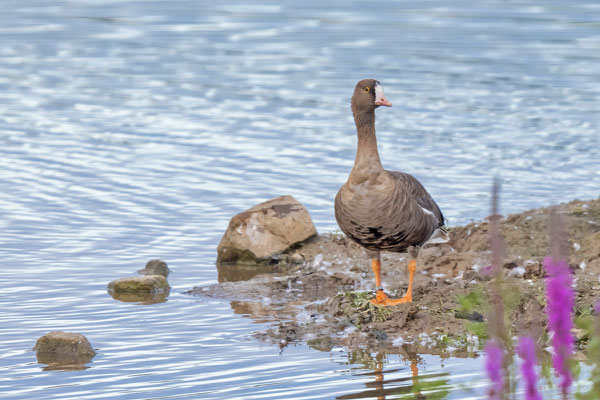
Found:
<box><xmin>138</xmin><ymin>259</ymin><xmax>169</xmax><ymax>277</ymax></box>
<box><xmin>107</xmin><ymin>275</ymin><xmax>169</xmax><ymax>292</ymax></box>
<box><xmin>217</xmin><ymin>195</ymin><xmax>317</xmax><ymax>264</ymax></box>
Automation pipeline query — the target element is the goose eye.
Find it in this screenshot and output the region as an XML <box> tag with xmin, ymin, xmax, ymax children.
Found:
<box><xmin>364</xmin><ymin>87</ymin><xmax>370</xmax><ymax>92</ymax></box>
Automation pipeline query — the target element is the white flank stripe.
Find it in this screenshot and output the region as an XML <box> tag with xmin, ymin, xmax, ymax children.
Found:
<box><xmin>420</xmin><ymin>206</ymin><xmax>435</xmax><ymax>217</ymax></box>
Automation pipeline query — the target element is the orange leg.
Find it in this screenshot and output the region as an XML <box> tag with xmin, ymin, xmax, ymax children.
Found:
<box><xmin>370</xmin><ymin>259</ymin><xmax>416</xmax><ymax>306</ymax></box>
<box><xmin>372</xmin><ymin>259</ymin><xmax>382</xmax><ymax>287</ymax></box>
<box><xmin>410</xmin><ymin>359</ymin><xmax>419</xmax><ymax>377</ymax></box>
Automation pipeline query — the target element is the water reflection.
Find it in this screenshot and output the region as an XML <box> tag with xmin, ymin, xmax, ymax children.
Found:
<box><xmin>107</xmin><ymin>288</ymin><xmax>170</xmax><ymax>304</ymax></box>
<box><xmin>35</xmin><ymin>352</ymin><xmax>94</xmax><ymax>372</ymax></box>
<box><xmin>228</xmin><ymin>290</ymin><xmax>473</xmax><ymax>399</ymax></box>
<box><xmin>229</xmin><ymin>299</ymin><xmax>311</xmax><ymax>326</ymax></box>
<box><xmin>339</xmin><ymin>351</ymin><xmax>450</xmax><ymax>400</ymax></box>
<box><xmin>217</xmin><ymin>262</ymin><xmax>289</xmax><ymax>283</ymax></box>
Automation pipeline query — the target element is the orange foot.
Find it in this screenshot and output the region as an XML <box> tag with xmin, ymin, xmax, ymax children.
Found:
<box><xmin>370</xmin><ymin>289</ymin><xmax>412</xmax><ymax>306</ymax></box>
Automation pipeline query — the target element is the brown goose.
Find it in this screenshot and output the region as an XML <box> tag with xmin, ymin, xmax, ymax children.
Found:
<box><xmin>334</xmin><ymin>79</ymin><xmax>444</xmax><ymax>306</ymax></box>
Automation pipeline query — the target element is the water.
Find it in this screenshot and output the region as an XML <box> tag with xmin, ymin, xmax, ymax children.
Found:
<box><xmin>0</xmin><ymin>0</ymin><xmax>598</xmax><ymax>398</ymax></box>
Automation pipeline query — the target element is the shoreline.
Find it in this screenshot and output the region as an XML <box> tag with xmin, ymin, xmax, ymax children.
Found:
<box><xmin>188</xmin><ymin>197</ymin><xmax>600</xmax><ymax>357</ymax></box>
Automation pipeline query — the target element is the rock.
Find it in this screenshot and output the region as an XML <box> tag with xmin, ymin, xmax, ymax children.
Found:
<box><xmin>290</xmin><ymin>252</ymin><xmax>305</xmax><ymax>264</ymax></box>
<box><xmin>277</xmin><ymin>254</ymin><xmax>290</xmax><ymax>265</ymax></box>
<box><xmin>34</xmin><ymin>331</ymin><xmax>96</xmax><ymax>356</ymax></box>
<box><xmin>217</xmin><ymin>195</ymin><xmax>317</xmax><ymax>264</ymax></box>
<box><xmin>138</xmin><ymin>259</ymin><xmax>169</xmax><ymax>277</ymax></box>
<box><xmin>107</xmin><ymin>275</ymin><xmax>169</xmax><ymax>292</ymax></box>
<box><xmin>34</xmin><ymin>331</ymin><xmax>96</xmax><ymax>370</ymax></box>
<box><xmin>573</xmin><ymin>328</ymin><xmax>589</xmax><ymax>343</ymax></box>
<box><xmin>34</xmin><ymin>331</ymin><xmax>95</xmax><ymax>371</ymax></box>
<box><xmin>454</xmin><ymin>310</ymin><xmax>484</xmax><ymax>322</ymax></box>
<box><xmin>371</xmin><ymin>330</ymin><xmax>388</xmax><ymax>340</ymax></box>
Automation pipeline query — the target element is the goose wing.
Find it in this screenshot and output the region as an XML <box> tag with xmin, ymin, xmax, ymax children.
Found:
<box><xmin>389</xmin><ymin>171</ymin><xmax>444</xmax><ymax>228</ymax></box>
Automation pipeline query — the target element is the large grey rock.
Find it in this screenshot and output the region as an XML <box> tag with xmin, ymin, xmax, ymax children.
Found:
<box><xmin>107</xmin><ymin>275</ymin><xmax>169</xmax><ymax>292</ymax></box>
<box><xmin>217</xmin><ymin>195</ymin><xmax>317</xmax><ymax>264</ymax></box>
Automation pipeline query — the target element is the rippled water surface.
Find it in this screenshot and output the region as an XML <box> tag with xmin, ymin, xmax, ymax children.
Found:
<box><xmin>1</xmin><ymin>1</ymin><xmax>599</xmax><ymax>398</ymax></box>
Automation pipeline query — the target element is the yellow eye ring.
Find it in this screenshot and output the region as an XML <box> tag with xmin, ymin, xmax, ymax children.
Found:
<box><xmin>364</xmin><ymin>87</ymin><xmax>370</xmax><ymax>92</ymax></box>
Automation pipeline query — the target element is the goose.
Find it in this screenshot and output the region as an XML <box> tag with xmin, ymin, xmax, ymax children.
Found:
<box><xmin>334</xmin><ymin>79</ymin><xmax>444</xmax><ymax>306</ymax></box>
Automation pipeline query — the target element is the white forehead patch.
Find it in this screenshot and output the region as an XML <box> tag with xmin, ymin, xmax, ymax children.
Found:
<box><xmin>374</xmin><ymin>81</ymin><xmax>384</xmax><ymax>100</ymax></box>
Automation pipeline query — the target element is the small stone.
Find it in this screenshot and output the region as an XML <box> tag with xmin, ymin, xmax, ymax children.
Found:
<box><xmin>508</xmin><ymin>266</ymin><xmax>526</xmax><ymax>277</ymax></box>
<box><xmin>407</xmin><ymin>305</ymin><xmax>420</xmax><ymax>320</ymax></box>
<box><xmin>454</xmin><ymin>310</ymin><xmax>484</xmax><ymax>322</ymax></box>
<box><xmin>34</xmin><ymin>331</ymin><xmax>96</xmax><ymax>369</ymax></box>
<box><xmin>138</xmin><ymin>259</ymin><xmax>169</xmax><ymax>277</ymax></box>
<box><xmin>573</xmin><ymin>328</ymin><xmax>588</xmax><ymax>342</ymax></box>
<box><xmin>34</xmin><ymin>331</ymin><xmax>96</xmax><ymax>356</ymax></box>
<box><xmin>107</xmin><ymin>275</ymin><xmax>169</xmax><ymax>292</ymax></box>
<box><xmin>372</xmin><ymin>330</ymin><xmax>388</xmax><ymax>340</ymax></box>
<box><xmin>290</xmin><ymin>252</ymin><xmax>305</xmax><ymax>264</ymax></box>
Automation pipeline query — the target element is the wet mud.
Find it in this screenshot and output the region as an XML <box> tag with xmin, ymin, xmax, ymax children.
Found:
<box><xmin>187</xmin><ymin>198</ymin><xmax>600</xmax><ymax>357</ymax></box>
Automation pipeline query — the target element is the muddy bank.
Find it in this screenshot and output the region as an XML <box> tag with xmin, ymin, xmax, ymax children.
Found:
<box><xmin>187</xmin><ymin>198</ymin><xmax>600</xmax><ymax>356</ymax></box>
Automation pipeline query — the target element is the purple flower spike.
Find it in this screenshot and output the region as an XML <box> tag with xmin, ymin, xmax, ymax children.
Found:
<box><xmin>517</xmin><ymin>336</ymin><xmax>542</xmax><ymax>400</ymax></box>
<box><xmin>544</xmin><ymin>256</ymin><xmax>574</xmax><ymax>396</ymax></box>
<box><xmin>594</xmin><ymin>300</ymin><xmax>600</xmax><ymax>315</ymax></box>
<box><xmin>485</xmin><ymin>339</ymin><xmax>504</xmax><ymax>399</ymax></box>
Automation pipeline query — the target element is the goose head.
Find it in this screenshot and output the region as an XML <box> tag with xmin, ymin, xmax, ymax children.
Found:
<box><xmin>351</xmin><ymin>79</ymin><xmax>392</xmax><ymax>112</ymax></box>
